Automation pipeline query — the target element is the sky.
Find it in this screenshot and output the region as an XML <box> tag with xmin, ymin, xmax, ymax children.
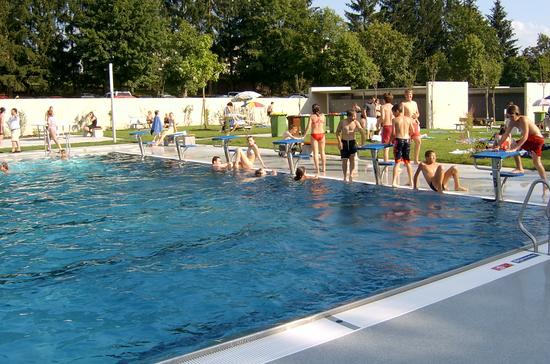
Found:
<box><xmin>311</xmin><ymin>0</ymin><xmax>549</xmax><ymax>50</ymax></box>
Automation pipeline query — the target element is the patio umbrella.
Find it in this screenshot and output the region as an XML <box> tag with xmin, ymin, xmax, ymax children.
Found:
<box><xmin>247</xmin><ymin>101</ymin><xmax>265</xmax><ymax>108</ymax></box>
<box><xmin>532</xmin><ymin>95</ymin><xmax>550</xmax><ymax>107</ymax></box>
<box><xmin>232</xmin><ymin>91</ymin><xmax>262</xmax><ymax>102</ymax></box>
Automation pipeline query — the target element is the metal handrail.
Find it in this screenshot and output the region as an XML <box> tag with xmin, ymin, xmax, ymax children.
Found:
<box><xmin>65</xmin><ymin>132</ymin><xmax>71</xmax><ymax>154</ymax></box>
<box><xmin>517</xmin><ymin>179</ymin><xmax>550</xmax><ymax>254</ymax></box>
<box><xmin>43</xmin><ymin>127</ymin><xmax>51</xmax><ymax>155</ymax></box>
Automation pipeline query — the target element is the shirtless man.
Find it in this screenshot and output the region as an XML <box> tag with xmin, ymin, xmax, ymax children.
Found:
<box><xmin>413</xmin><ymin>150</ymin><xmax>468</xmax><ymax>192</ymax></box>
<box><xmin>378</xmin><ymin>93</ymin><xmax>394</xmax><ymax>161</ymax></box>
<box><xmin>1</xmin><ymin>161</ymin><xmax>8</xmax><ymax>174</ymax></box>
<box><xmin>391</xmin><ymin>104</ymin><xmax>414</xmax><ymax>187</ymax></box>
<box><xmin>246</xmin><ymin>136</ymin><xmax>266</xmax><ymax>169</ymax></box>
<box><xmin>402</xmin><ymin>89</ymin><xmax>421</xmax><ymax>164</ymax></box>
<box><xmin>304</xmin><ymin>104</ymin><xmax>326</xmax><ymax>175</ymax></box>
<box><xmin>336</xmin><ymin>109</ymin><xmax>366</xmax><ymax>182</ymax></box>
<box><xmin>498</xmin><ymin>105</ymin><xmax>547</xmax><ymax>181</ymax></box>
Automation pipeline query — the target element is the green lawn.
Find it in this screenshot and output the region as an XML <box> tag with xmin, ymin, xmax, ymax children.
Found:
<box><xmin>4</xmin><ymin>126</ymin><xmax>549</xmax><ymax>171</ymax></box>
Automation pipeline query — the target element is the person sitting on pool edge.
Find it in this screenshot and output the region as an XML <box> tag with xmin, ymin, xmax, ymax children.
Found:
<box><xmin>413</xmin><ymin>150</ymin><xmax>468</xmax><ymax>193</ymax></box>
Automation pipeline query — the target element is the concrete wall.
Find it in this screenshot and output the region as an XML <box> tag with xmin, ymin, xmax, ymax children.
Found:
<box><xmin>525</xmin><ymin>82</ymin><xmax>550</xmax><ymax>121</ymax></box>
<box><xmin>0</xmin><ymin>97</ymin><xmax>306</xmax><ymax>136</ymax></box>
<box><xmin>427</xmin><ymin>81</ymin><xmax>468</xmax><ymax>129</ymax></box>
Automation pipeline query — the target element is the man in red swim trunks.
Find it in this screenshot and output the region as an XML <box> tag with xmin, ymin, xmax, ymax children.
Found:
<box><xmin>378</xmin><ymin>92</ymin><xmax>394</xmax><ymax>161</ymax></box>
<box><xmin>498</xmin><ymin>105</ymin><xmax>547</xmax><ymax>181</ymax></box>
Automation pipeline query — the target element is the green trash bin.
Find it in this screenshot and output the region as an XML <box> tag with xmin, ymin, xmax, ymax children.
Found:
<box><xmin>299</xmin><ymin>114</ymin><xmax>310</xmax><ymax>134</ymax></box>
<box><xmin>270</xmin><ymin>113</ymin><xmax>287</xmax><ymax>137</ymax></box>
<box><xmin>534</xmin><ymin>111</ymin><xmax>546</xmax><ymax>124</ymax></box>
<box><xmin>326</xmin><ymin>113</ymin><xmax>342</xmax><ymax>133</ymax></box>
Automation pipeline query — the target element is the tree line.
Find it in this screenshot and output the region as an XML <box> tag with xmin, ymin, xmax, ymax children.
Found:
<box><xmin>0</xmin><ymin>0</ymin><xmax>549</xmax><ymax>97</ymax></box>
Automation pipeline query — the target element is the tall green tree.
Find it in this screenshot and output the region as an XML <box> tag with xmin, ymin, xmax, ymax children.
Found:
<box><xmin>501</xmin><ymin>56</ymin><xmax>531</xmax><ymax>86</ymax></box>
<box><xmin>0</xmin><ymin>0</ymin><xmax>68</xmax><ymax>95</ymax></box>
<box><xmin>359</xmin><ymin>22</ymin><xmax>413</xmax><ymax>87</ymax></box>
<box><xmin>523</xmin><ymin>34</ymin><xmax>550</xmax><ymax>84</ymax></box>
<box><xmin>345</xmin><ymin>0</ymin><xmax>378</xmax><ymax>32</ymax></box>
<box><xmin>71</xmin><ymin>0</ymin><xmax>168</xmax><ymax>92</ymax></box>
<box><xmin>318</xmin><ymin>31</ymin><xmax>380</xmax><ymax>88</ymax></box>
<box><xmin>162</xmin><ymin>20</ymin><xmax>223</xmax><ymax>96</ymax></box>
<box><xmin>487</xmin><ymin>0</ymin><xmax>518</xmax><ymax>58</ymax></box>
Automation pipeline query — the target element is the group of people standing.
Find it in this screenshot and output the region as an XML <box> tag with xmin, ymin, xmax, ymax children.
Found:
<box><xmin>301</xmin><ymin>89</ymin><xmax>424</xmax><ymax>182</ymax></box>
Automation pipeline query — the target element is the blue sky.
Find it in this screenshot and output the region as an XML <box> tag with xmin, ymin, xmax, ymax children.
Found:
<box><xmin>311</xmin><ymin>0</ymin><xmax>548</xmax><ymax>50</ymax></box>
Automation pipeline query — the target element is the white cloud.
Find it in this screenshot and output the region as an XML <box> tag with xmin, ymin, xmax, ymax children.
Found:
<box><xmin>512</xmin><ymin>20</ymin><xmax>550</xmax><ymax>50</ymax></box>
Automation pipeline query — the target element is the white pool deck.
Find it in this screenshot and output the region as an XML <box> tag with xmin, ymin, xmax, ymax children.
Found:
<box><xmin>3</xmin><ymin>139</ymin><xmax>550</xmax><ymax>363</ymax></box>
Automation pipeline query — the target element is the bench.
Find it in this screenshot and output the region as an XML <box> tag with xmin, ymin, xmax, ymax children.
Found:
<box><xmin>455</xmin><ymin>118</ymin><xmax>469</xmax><ymax>131</ymax></box>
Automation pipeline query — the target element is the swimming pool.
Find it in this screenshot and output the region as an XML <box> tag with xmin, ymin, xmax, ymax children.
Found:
<box><xmin>0</xmin><ymin>154</ymin><xmax>542</xmax><ymax>363</ymax></box>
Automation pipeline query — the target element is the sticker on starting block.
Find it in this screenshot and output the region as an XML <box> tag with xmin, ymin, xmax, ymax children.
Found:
<box><xmin>492</xmin><ymin>263</ymin><xmax>513</xmax><ymax>271</ymax></box>
<box><xmin>511</xmin><ymin>253</ymin><xmax>539</xmax><ymax>264</ymax></box>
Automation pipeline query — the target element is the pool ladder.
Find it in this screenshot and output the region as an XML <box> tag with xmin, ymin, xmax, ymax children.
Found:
<box><xmin>43</xmin><ymin>129</ymin><xmax>71</xmax><ymax>156</ymax></box>
<box><xmin>517</xmin><ymin>179</ymin><xmax>550</xmax><ymax>254</ymax></box>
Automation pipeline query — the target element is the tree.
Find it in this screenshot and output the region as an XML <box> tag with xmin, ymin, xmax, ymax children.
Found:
<box><xmin>359</xmin><ymin>22</ymin><xmax>413</xmax><ymax>87</ymax></box>
<box><xmin>71</xmin><ymin>0</ymin><xmax>168</xmax><ymax>92</ymax></box>
<box><xmin>487</xmin><ymin>0</ymin><xmax>518</xmax><ymax>58</ymax></box>
<box><xmin>318</xmin><ymin>31</ymin><xmax>380</xmax><ymax>88</ymax></box>
<box><xmin>523</xmin><ymin>33</ymin><xmax>550</xmax><ymax>84</ymax></box>
<box><xmin>0</xmin><ymin>0</ymin><xmax>69</xmax><ymax>95</ymax></box>
<box><xmin>501</xmin><ymin>56</ymin><xmax>532</xmax><ymax>86</ymax></box>
<box><xmin>449</xmin><ymin>33</ymin><xmax>489</xmax><ymax>86</ymax></box>
<box><xmin>162</xmin><ymin>20</ymin><xmax>223</xmax><ymax>97</ymax></box>
<box><xmin>345</xmin><ymin>0</ymin><xmax>378</xmax><ymax>32</ymax></box>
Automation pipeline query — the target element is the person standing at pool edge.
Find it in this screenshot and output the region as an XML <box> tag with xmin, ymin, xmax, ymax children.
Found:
<box><xmin>8</xmin><ymin>108</ymin><xmax>21</xmax><ymax>153</ymax></box>
<box><xmin>402</xmin><ymin>89</ymin><xmax>421</xmax><ymax>164</ymax></box>
<box><xmin>45</xmin><ymin>106</ymin><xmax>63</xmax><ymax>153</ymax></box>
<box><xmin>0</xmin><ymin>107</ymin><xmax>5</xmax><ymax>150</ymax></box>
<box><xmin>336</xmin><ymin>109</ymin><xmax>366</xmax><ymax>182</ymax></box>
<box><xmin>391</xmin><ymin>104</ymin><xmax>414</xmax><ymax>188</ymax></box>
<box><xmin>304</xmin><ymin>103</ymin><xmax>326</xmax><ymax>176</ymax></box>
<box><xmin>378</xmin><ymin>93</ymin><xmax>394</xmax><ymax>161</ymax></box>
<box><xmin>498</xmin><ymin>105</ymin><xmax>547</xmax><ymax>182</ymax></box>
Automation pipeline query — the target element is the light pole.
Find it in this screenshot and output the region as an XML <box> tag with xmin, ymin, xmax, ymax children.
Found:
<box><xmin>109</xmin><ymin>63</ymin><xmax>116</xmax><ymax>143</ymax></box>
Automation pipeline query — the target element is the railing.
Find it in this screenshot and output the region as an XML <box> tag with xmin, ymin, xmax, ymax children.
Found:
<box><xmin>517</xmin><ymin>179</ymin><xmax>550</xmax><ymax>254</ymax></box>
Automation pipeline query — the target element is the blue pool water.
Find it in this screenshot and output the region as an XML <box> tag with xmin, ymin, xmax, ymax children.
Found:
<box><xmin>0</xmin><ymin>154</ymin><xmax>543</xmax><ymax>363</ymax></box>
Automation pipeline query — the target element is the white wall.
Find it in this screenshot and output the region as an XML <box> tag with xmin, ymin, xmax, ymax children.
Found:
<box><xmin>1</xmin><ymin>97</ymin><xmax>306</xmax><ymax>136</ymax></box>
<box><xmin>427</xmin><ymin>81</ymin><xmax>468</xmax><ymax>129</ymax></box>
<box><xmin>525</xmin><ymin>82</ymin><xmax>550</xmax><ymax>121</ymax></box>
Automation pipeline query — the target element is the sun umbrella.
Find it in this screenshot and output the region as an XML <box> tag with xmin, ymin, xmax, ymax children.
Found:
<box><xmin>247</xmin><ymin>101</ymin><xmax>265</xmax><ymax>108</ymax></box>
<box><xmin>231</xmin><ymin>91</ymin><xmax>262</xmax><ymax>102</ymax></box>
<box><xmin>532</xmin><ymin>95</ymin><xmax>550</xmax><ymax>107</ymax></box>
